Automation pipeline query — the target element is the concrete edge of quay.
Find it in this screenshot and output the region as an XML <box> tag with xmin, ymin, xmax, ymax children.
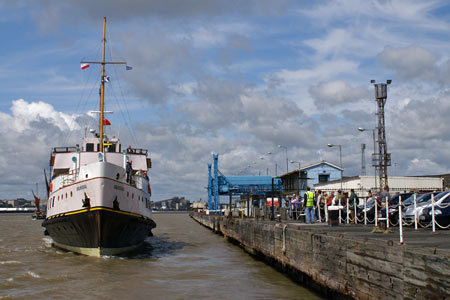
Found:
<box><xmin>190</xmin><ymin>212</ymin><xmax>450</xmax><ymax>300</ymax></box>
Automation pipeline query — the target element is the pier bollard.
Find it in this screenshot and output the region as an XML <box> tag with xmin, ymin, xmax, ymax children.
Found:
<box><xmin>346</xmin><ymin>198</ymin><xmax>349</xmax><ymax>224</ymax></box>
<box><xmin>432</xmin><ymin>194</ymin><xmax>436</xmax><ymax>233</ymax></box>
<box><xmin>399</xmin><ymin>196</ymin><xmax>403</xmax><ymax>244</ymax></box>
<box><xmin>364</xmin><ymin>198</ymin><xmax>367</xmax><ymax>225</ymax></box>
<box><xmin>317</xmin><ymin>205</ymin><xmax>321</xmax><ymax>223</ymax></box>
<box><xmin>414</xmin><ymin>194</ymin><xmax>418</xmax><ymax>230</ymax></box>
<box><xmin>375</xmin><ymin>198</ymin><xmax>378</xmax><ymax>228</ymax></box>
<box><xmin>386</xmin><ymin>196</ymin><xmax>390</xmax><ymax>229</ymax></box>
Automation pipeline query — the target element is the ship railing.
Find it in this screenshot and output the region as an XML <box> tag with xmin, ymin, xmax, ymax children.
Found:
<box><xmin>61</xmin><ymin>169</ymin><xmax>80</xmax><ymax>187</ymax></box>
<box><xmin>131</xmin><ymin>170</ymin><xmax>149</xmax><ymax>190</ymax></box>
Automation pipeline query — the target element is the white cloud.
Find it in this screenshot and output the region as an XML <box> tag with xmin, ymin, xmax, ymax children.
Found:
<box><xmin>7</xmin><ymin>99</ymin><xmax>80</xmax><ymax>132</ymax></box>
<box><xmin>272</xmin><ymin>59</ymin><xmax>359</xmax><ymax>85</ymax></box>
<box><xmin>378</xmin><ymin>45</ymin><xmax>437</xmax><ymax>79</ymax></box>
<box><xmin>309</xmin><ymin>80</ymin><xmax>369</xmax><ymax>109</ymax></box>
<box><xmin>0</xmin><ymin>99</ymin><xmax>83</xmax><ymax>197</ymax></box>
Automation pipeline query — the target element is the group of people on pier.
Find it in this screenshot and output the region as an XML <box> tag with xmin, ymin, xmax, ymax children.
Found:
<box><xmin>281</xmin><ymin>187</ymin><xmax>365</xmax><ymax>224</ymax></box>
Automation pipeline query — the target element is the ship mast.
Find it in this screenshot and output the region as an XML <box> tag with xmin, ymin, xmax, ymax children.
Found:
<box><xmin>99</xmin><ymin>17</ymin><xmax>107</xmax><ymax>150</ymax></box>
<box><xmin>81</xmin><ymin>17</ymin><xmax>127</xmax><ymax>152</ymax></box>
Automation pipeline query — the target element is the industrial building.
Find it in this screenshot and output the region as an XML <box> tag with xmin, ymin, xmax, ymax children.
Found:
<box><xmin>278</xmin><ymin>161</ymin><xmax>343</xmax><ymax>195</ymax></box>
<box><xmin>313</xmin><ymin>175</ymin><xmax>444</xmax><ymax>197</ymax></box>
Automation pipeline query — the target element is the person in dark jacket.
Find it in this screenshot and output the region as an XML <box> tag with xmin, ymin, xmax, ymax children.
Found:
<box><xmin>126</xmin><ymin>160</ymin><xmax>133</xmax><ymax>183</ymax></box>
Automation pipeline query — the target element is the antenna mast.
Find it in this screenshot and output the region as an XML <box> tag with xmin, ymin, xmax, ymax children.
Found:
<box><xmin>371</xmin><ymin>80</ymin><xmax>392</xmax><ymax>192</ymax></box>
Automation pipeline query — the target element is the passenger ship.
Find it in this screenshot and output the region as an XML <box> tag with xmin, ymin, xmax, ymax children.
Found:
<box><xmin>42</xmin><ymin>18</ymin><xmax>156</xmax><ymax>256</ymax></box>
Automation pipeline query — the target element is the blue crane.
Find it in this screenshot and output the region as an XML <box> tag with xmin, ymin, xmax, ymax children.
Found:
<box><xmin>207</xmin><ymin>154</ymin><xmax>283</xmax><ymax>210</ymax></box>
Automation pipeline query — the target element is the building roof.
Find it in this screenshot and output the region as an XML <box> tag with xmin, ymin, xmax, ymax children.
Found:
<box><xmin>278</xmin><ymin>160</ymin><xmax>343</xmax><ymax>177</ymax></box>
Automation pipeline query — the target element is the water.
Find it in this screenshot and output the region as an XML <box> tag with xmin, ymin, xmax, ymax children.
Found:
<box><xmin>0</xmin><ymin>213</ymin><xmax>323</xmax><ymax>299</ymax></box>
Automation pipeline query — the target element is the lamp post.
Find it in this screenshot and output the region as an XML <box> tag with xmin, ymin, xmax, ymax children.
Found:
<box><xmin>327</xmin><ymin>144</ymin><xmax>343</xmax><ymax>191</ymax></box>
<box><xmin>290</xmin><ymin>160</ymin><xmax>301</xmax><ymax>169</ymax></box>
<box><xmin>290</xmin><ymin>160</ymin><xmax>301</xmax><ymax>194</ymax></box>
<box><xmin>278</xmin><ymin>145</ymin><xmax>288</xmax><ymax>173</ymax></box>
<box><xmin>267</xmin><ymin>151</ymin><xmax>278</xmax><ymax>176</ymax></box>
<box><xmin>358</xmin><ymin>127</ymin><xmax>377</xmax><ymax>191</ymax></box>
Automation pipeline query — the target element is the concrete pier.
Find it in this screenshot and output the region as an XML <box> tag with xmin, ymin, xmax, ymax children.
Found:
<box><xmin>190</xmin><ymin>212</ymin><xmax>450</xmax><ymax>300</ymax></box>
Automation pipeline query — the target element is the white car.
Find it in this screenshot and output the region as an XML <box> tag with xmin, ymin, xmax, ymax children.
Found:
<box><xmin>403</xmin><ymin>191</ymin><xmax>450</xmax><ymax>223</ymax></box>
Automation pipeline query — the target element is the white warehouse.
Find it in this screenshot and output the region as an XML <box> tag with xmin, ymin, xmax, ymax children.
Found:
<box><xmin>313</xmin><ymin>176</ymin><xmax>444</xmax><ymax>197</ymax></box>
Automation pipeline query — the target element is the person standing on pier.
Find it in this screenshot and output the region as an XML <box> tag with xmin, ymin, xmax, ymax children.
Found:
<box><xmin>379</xmin><ymin>185</ymin><xmax>390</xmax><ymax>204</ymax></box>
<box><xmin>304</xmin><ymin>186</ymin><xmax>315</xmax><ymax>224</ymax></box>
<box><xmin>348</xmin><ymin>189</ymin><xmax>358</xmax><ymax>224</ymax></box>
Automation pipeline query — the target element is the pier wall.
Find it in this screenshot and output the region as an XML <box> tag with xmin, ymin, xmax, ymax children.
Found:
<box><xmin>190</xmin><ymin>212</ymin><xmax>450</xmax><ymax>300</ymax></box>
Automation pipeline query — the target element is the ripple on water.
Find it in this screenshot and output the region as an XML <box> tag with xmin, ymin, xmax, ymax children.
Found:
<box><xmin>25</xmin><ymin>271</ymin><xmax>40</xmax><ymax>279</ymax></box>
<box><xmin>0</xmin><ymin>261</ymin><xmax>22</xmax><ymax>265</ymax></box>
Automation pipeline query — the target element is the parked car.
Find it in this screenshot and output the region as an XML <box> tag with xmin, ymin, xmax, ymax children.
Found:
<box><xmin>379</xmin><ymin>192</ymin><xmax>414</xmax><ymax>222</ymax></box>
<box><xmin>356</xmin><ymin>197</ymin><xmax>377</xmax><ymax>222</ymax></box>
<box><xmin>419</xmin><ymin>191</ymin><xmax>450</xmax><ymax>226</ymax></box>
<box><xmin>404</xmin><ymin>191</ymin><xmax>450</xmax><ymax>224</ymax></box>
<box><xmin>402</xmin><ymin>192</ymin><xmax>440</xmax><ymax>208</ymax></box>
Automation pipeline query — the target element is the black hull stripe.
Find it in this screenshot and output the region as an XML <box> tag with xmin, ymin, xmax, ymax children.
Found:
<box><xmin>42</xmin><ymin>209</ymin><xmax>156</xmax><ymax>250</ymax></box>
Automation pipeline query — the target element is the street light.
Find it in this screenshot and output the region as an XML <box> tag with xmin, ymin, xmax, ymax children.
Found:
<box><xmin>278</xmin><ymin>145</ymin><xmax>288</xmax><ymax>173</ymax></box>
<box><xmin>327</xmin><ymin>144</ymin><xmax>343</xmax><ymax>191</ymax></box>
<box><xmin>358</xmin><ymin>127</ymin><xmax>377</xmax><ymax>190</ymax></box>
<box><xmin>290</xmin><ymin>160</ymin><xmax>301</xmax><ymax>169</ymax></box>
<box><xmin>267</xmin><ymin>151</ymin><xmax>278</xmax><ymax>176</ymax></box>
<box><xmin>259</xmin><ymin>156</ymin><xmax>268</xmax><ymax>175</ymax></box>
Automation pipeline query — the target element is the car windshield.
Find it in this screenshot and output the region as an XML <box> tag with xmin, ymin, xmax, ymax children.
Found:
<box><xmin>402</xmin><ymin>195</ymin><xmax>416</xmax><ymax>205</ymax></box>
<box><xmin>366</xmin><ymin>198</ymin><xmax>375</xmax><ymax>207</ymax></box>
<box><xmin>390</xmin><ymin>193</ymin><xmax>412</xmax><ymax>205</ymax></box>
<box><xmin>417</xmin><ymin>192</ymin><xmax>438</xmax><ymax>203</ymax></box>
<box><xmin>434</xmin><ymin>191</ymin><xmax>450</xmax><ymax>201</ymax></box>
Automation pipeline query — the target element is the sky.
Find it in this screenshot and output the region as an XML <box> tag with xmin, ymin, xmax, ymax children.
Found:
<box><xmin>1</xmin><ymin>0</ymin><xmax>450</xmax><ymax>201</ymax></box>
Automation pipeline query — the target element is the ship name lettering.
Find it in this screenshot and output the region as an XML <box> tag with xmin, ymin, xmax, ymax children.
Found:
<box><xmin>114</xmin><ymin>185</ymin><xmax>124</xmax><ymax>191</ymax></box>
<box><xmin>76</xmin><ymin>185</ymin><xmax>87</xmax><ymax>191</ymax></box>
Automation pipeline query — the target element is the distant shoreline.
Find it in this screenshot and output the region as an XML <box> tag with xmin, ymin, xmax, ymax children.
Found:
<box><xmin>152</xmin><ymin>211</ymin><xmax>189</xmax><ymax>214</ymax></box>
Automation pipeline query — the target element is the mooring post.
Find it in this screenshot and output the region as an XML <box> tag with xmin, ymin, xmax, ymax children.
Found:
<box><xmin>414</xmin><ymin>193</ymin><xmax>418</xmax><ymax>230</ymax></box>
<box><xmin>229</xmin><ymin>190</ymin><xmax>232</xmax><ymax>218</ymax></box>
<box><xmin>271</xmin><ymin>177</ymin><xmax>275</xmax><ymax>221</ymax></box>
<box><xmin>399</xmin><ymin>196</ymin><xmax>403</xmax><ymax>244</ymax></box>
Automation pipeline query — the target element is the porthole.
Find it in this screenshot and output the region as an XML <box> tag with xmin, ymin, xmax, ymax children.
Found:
<box><xmin>127</xmin><ymin>191</ymin><xmax>129</xmax><ymax>197</ymax></box>
<box><xmin>58</xmin><ymin>195</ymin><xmax>60</xmax><ymax>200</ymax></box>
<box><xmin>65</xmin><ymin>193</ymin><xmax>68</xmax><ymax>199</ymax></box>
<box><xmin>70</xmin><ymin>191</ymin><xmax>73</xmax><ymax>197</ymax></box>
<box><xmin>132</xmin><ymin>193</ymin><xmax>134</xmax><ymax>199</ymax></box>
<box><xmin>86</xmin><ymin>174</ymin><xmax>88</xmax><ymax>178</ymax></box>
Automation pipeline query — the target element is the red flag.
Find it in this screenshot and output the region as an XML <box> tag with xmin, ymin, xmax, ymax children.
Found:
<box><xmin>103</xmin><ymin>118</ymin><xmax>111</xmax><ymax>126</ymax></box>
<box><xmin>81</xmin><ymin>63</ymin><xmax>90</xmax><ymax>70</ymax></box>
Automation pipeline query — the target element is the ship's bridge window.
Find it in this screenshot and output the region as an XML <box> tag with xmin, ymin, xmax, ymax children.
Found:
<box><xmin>53</xmin><ymin>168</ymin><xmax>70</xmax><ymax>177</ymax></box>
<box><xmin>86</xmin><ymin>143</ymin><xmax>94</xmax><ymax>152</ymax></box>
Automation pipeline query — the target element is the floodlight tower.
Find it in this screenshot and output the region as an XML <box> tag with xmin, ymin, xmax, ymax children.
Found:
<box><xmin>371</xmin><ymin>79</ymin><xmax>392</xmax><ymax>192</ymax></box>
<box><xmin>361</xmin><ymin>143</ymin><xmax>366</xmax><ymax>176</ymax></box>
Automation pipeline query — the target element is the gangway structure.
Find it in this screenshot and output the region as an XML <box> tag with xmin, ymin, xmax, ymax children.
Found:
<box><xmin>207</xmin><ymin>154</ymin><xmax>283</xmax><ymax>210</ymax></box>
